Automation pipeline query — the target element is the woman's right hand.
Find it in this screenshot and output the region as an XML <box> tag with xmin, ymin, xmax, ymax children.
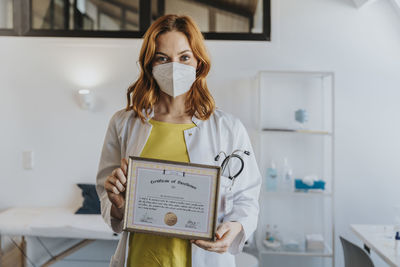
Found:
<box><xmin>104</xmin><ymin>158</ymin><xmax>128</xmax><ymax>220</ymax></box>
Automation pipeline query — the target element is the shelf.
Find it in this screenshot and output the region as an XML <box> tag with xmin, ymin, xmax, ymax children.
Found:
<box><xmin>259</xmin><ymin>243</ymin><xmax>333</xmax><ymax>257</ymax></box>
<box><xmin>262</xmin><ymin>191</ymin><xmax>332</xmax><ymax>197</ymax></box>
<box><xmin>257</xmin><ymin>70</ymin><xmax>335</xmax><ymax>266</ymax></box>
<box><xmin>258</xmin><ymin>70</ymin><xmax>333</xmax><ymax>78</ymax></box>
<box><xmin>261</xmin><ymin>128</ymin><xmax>332</xmax><ymax>136</ymax></box>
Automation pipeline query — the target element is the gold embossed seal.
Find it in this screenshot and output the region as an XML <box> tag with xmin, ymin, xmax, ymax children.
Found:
<box><xmin>164</xmin><ymin>212</ymin><xmax>178</xmax><ymax>226</ymax></box>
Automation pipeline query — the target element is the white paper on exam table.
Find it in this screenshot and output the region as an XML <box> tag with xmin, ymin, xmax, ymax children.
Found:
<box><xmin>0</xmin><ymin>207</ymin><xmax>119</xmax><ymax>240</ymax></box>
<box><xmin>29</xmin><ymin>208</ymin><xmax>119</xmax><ymax>239</ymax></box>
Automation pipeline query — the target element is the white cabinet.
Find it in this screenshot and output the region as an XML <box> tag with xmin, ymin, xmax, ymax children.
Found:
<box><xmin>255</xmin><ymin>71</ymin><xmax>335</xmax><ymax>267</ymax></box>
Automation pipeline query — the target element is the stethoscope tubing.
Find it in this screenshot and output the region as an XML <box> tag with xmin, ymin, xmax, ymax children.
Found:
<box><xmin>220</xmin><ymin>153</ymin><xmax>245</xmax><ymax>180</ymax></box>
<box><xmin>215</xmin><ymin>149</ymin><xmax>250</xmax><ymax>181</ymax></box>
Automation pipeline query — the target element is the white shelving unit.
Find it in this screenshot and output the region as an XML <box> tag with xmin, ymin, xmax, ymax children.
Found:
<box><xmin>255</xmin><ymin>71</ymin><xmax>335</xmax><ymax>267</ymax></box>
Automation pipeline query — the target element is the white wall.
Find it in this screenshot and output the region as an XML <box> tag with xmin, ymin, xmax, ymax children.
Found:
<box><xmin>1</xmin><ymin>0</ymin><xmax>400</xmax><ymax>266</ymax></box>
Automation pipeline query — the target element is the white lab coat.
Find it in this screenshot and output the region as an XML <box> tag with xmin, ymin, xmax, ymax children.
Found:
<box><xmin>96</xmin><ymin>108</ymin><xmax>261</xmax><ymax>267</ymax></box>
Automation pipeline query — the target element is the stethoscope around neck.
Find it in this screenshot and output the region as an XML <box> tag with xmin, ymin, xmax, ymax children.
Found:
<box><xmin>214</xmin><ymin>149</ymin><xmax>250</xmax><ymax>188</ymax></box>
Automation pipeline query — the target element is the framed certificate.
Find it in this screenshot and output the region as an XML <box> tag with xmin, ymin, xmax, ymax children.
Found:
<box><xmin>123</xmin><ymin>156</ymin><xmax>221</xmax><ymax>241</ymax></box>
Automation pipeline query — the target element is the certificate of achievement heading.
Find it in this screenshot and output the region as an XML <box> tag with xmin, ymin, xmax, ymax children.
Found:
<box><xmin>123</xmin><ymin>156</ymin><xmax>221</xmax><ymax>241</ymax></box>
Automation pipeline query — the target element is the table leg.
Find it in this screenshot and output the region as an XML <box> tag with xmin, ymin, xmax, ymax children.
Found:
<box><xmin>0</xmin><ymin>233</ymin><xmax>3</xmax><ymax>267</ymax></box>
<box><xmin>0</xmin><ymin>235</ymin><xmax>27</xmax><ymax>267</ymax></box>
<box><xmin>41</xmin><ymin>239</ymin><xmax>94</xmax><ymax>267</ymax></box>
<box><xmin>21</xmin><ymin>237</ymin><xmax>26</xmax><ymax>267</ymax></box>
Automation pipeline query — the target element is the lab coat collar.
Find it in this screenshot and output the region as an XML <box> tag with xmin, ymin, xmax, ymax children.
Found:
<box><xmin>144</xmin><ymin>109</ymin><xmax>154</xmax><ymax>122</ymax></box>
<box><xmin>191</xmin><ymin>114</ymin><xmax>201</xmax><ymax>126</ymax></box>
<box><xmin>143</xmin><ymin>109</ymin><xmax>202</xmax><ymax>127</ymax></box>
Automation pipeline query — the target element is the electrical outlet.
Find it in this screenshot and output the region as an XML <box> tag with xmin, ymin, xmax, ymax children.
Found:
<box><xmin>22</xmin><ymin>151</ymin><xmax>34</xmax><ymax>170</ymax></box>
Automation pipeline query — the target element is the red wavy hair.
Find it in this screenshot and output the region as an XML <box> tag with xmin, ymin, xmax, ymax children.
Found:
<box><xmin>126</xmin><ymin>14</ymin><xmax>215</xmax><ymax>122</ymax></box>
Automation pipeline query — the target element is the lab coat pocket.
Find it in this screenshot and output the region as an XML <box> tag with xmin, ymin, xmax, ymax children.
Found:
<box><xmin>217</xmin><ymin>176</ymin><xmax>234</xmax><ymax>222</ymax></box>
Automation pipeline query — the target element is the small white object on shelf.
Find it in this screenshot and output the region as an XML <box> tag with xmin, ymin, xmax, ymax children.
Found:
<box><xmin>302</xmin><ymin>175</ymin><xmax>317</xmax><ymax>186</ymax></box>
<box><xmin>306</xmin><ymin>234</ymin><xmax>325</xmax><ymax>251</ymax></box>
<box><xmin>283</xmin><ymin>239</ymin><xmax>300</xmax><ymax>251</ymax></box>
<box><xmin>263</xmin><ymin>239</ymin><xmax>281</xmax><ymax>250</ymax></box>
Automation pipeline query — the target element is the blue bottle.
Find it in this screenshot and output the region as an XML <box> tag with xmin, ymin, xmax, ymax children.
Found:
<box><xmin>266</xmin><ymin>161</ymin><xmax>278</xmax><ymax>192</ymax></box>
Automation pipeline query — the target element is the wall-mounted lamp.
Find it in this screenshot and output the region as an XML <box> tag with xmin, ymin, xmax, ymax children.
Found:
<box><xmin>77</xmin><ymin>89</ymin><xmax>94</xmax><ymax>110</ymax></box>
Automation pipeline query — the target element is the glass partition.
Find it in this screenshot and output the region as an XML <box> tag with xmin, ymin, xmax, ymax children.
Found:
<box><xmin>161</xmin><ymin>0</ymin><xmax>264</xmax><ymax>34</ymax></box>
<box><xmin>0</xmin><ymin>0</ymin><xmax>13</xmax><ymax>29</ymax></box>
<box><xmin>31</xmin><ymin>0</ymin><xmax>140</xmax><ymax>31</ymax></box>
<box><xmin>0</xmin><ymin>0</ymin><xmax>270</xmax><ymax>40</ymax></box>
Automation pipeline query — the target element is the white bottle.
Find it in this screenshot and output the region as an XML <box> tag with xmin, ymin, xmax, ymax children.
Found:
<box><xmin>272</xmin><ymin>224</ymin><xmax>282</xmax><ymax>244</ymax></box>
<box><xmin>265</xmin><ymin>224</ymin><xmax>272</xmax><ymax>241</ymax></box>
<box><xmin>281</xmin><ymin>157</ymin><xmax>293</xmax><ymax>192</ymax></box>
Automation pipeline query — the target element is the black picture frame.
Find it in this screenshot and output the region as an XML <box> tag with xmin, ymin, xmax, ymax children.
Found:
<box><xmin>1</xmin><ymin>0</ymin><xmax>271</xmax><ymax>41</ymax></box>
<box><xmin>0</xmin><ymin>29</ymin><xmax>18</xmax><ymax>36</ymax></box>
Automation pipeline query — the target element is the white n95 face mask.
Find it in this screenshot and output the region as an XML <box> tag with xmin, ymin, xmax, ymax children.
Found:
<box><xmin>152</xmin><ymin>62</ymin><xmax>196</xmax><ymax>98</ymax></box>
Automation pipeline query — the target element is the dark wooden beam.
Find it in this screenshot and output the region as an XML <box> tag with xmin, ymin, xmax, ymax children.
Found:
<box><xmin>139</xmin><ymin>0</ymin><xmax>151</xmax><ymax>31</ymax></box>
<box><xmin>73</xmin><ymin>0</ymin><xmax>78</xmax><ymax>29</ymax></box>
<box><xmin>49</xmin><ymin>0</ymin><xmax>54</xmax><ymax>29</ymax></box>
<box><xmin>121</xmin><ymin>9</ymin><xmax>126</xmax><ymax>29</ymax></box>
<box><xmin>64</xmin><ymin>0</ymin><xmax>70</xmax><ymax>29</ymax></box>
<box><xmin>208</xmin><ymin>8</ymin><xmax>216</xmax><ymax>32</ymax></box>
<box><xmin>249</xmin><ymin>16</ymin><xmax>253</xmax><ymax>32</ymax></box>
<box><xmin>157</xmin><ymin>0</ymin><xmax>165</xmax><ymax>17</ymax></box>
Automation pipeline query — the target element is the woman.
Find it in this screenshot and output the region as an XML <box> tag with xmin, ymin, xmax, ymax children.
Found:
<box><xmin>96</xmin><ymin>14</ymin><xmax>261</xmax><ymax>267</ymax></box>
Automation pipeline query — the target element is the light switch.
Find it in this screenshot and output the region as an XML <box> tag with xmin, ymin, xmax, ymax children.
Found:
<box><xmin>23</xmin><ymin>151</ymin><xmax>34</xmax><ymax>170</ymax></box>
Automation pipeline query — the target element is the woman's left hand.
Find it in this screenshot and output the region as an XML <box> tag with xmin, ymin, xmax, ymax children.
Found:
<box><xmin>191</xmin><ymin>222</ymin><xmax>243</xmax><ymax>253</ymax></box>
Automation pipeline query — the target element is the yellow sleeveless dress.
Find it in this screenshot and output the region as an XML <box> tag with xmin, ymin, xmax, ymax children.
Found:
<box><xmin>127</xmin><ymin>118</ymin><xmax>195</xmax><ymax>267</ymax></box>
